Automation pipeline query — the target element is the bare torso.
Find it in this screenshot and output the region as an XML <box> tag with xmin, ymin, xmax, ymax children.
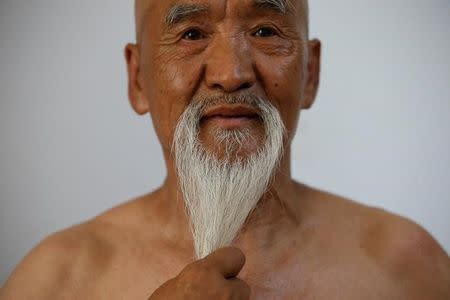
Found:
<box><xmin>1</xmin><ymin>183</ymin><xmax>449</xmax><ymax>299</ymax></box>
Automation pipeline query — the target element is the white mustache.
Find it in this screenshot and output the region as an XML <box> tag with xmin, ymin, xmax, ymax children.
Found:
<box><xmin>190</xmin><ymin>93</ymin><xmax>266</xmax><ymax>120</ymax></box>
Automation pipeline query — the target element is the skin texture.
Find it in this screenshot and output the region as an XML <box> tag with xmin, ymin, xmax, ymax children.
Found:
<box><xmin>1</xmin><ymin>0</ymin><xmax>449</xmax><ymax>299</ymax></box>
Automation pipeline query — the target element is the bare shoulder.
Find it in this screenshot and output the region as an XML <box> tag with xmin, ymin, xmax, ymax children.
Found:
<box><xmin>299</xmin><ymin>183</ymin><xmax>450</xmax><ymax>299</ymax></box>
<box><xmin>0</xmin><ymin>219</ymin><xmax>115</xmax><ymax>299</ymax></box>
<box><xmin>364</xmin><ymin>207</ymin><xmax>450</xmax><ymax>299</ymax></box>
<box><xmin>0</xmin><ymin>192</ymin><xmax>162</xmax><ymax>300</ymax></box>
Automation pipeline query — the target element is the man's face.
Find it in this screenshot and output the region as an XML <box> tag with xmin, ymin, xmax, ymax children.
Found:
<box><xmin>127</xmin><ymin>0</ymin><xmax>320</xmax><ymax>156</ymax></box>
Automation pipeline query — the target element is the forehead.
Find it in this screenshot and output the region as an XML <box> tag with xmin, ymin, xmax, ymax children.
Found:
<box><xmin>135</xmin><ymin>0</ymin><xmax>306</xmax><ymax>29</ymax></box>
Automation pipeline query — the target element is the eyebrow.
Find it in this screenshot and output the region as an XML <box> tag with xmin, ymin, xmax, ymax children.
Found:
<box><xmin>253</xmin><ymin>0</ymin><xmax>293</xmax><ymax>14</ymax></box>
<box><xmin>165</xmin><ymin>3</ymin><xmax>209</xmax><ymax>28</ymax></box>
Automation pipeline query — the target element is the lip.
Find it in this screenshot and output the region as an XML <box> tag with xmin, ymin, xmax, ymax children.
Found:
<box><xmin>202</xmin><ymin>104</ymin><xmax>259</xmax><ymax>119</ymax></box>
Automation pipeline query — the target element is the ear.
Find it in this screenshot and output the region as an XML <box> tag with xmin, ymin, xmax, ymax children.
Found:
<box><xmin>125</xmin><ymin>43</ymin><xmax>149</xmax><ymax>115</ymax></box>
<box><xmin>301</xmin><ymin>39</ymin><xmax>321</xmax><ymax>110</ymax></box>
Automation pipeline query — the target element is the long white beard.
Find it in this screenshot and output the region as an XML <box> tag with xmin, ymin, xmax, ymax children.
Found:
<box><xmin>174</xmin><ymin>94</ymin><xmax>285</xmax><ymax>259</ymax></box>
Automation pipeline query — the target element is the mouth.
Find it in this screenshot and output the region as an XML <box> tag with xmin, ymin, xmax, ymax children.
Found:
<box><xmin>200</xmin><ymin>104</ymin><xmax>260</xmax><ymax>128</ymax></box>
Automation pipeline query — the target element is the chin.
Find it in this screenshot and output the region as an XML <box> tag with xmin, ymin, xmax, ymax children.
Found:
<box><xmin>197</xmin><ymin>128</ymin><xmax>263</xmax><ymax>162</ymax></box>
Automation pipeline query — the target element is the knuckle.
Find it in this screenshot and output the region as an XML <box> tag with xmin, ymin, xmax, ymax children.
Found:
<box><xmin>182</xmin><ymin>263</ymin><xmax>212</xmax><ymax>281</ymax></box>
<box><xmin>231</xmin><ymin>247</ymin><xmax>245</xmax><ymax>258</ymax></box>
<box><xmin>174</xmin><ymin>273</ymin><xmax>202</xmax><ymax>296</ymax></box>
<box><xmin>226</xmin><ymin>247</ymin><xmax>246</xmax><ymax>265</ymax></box>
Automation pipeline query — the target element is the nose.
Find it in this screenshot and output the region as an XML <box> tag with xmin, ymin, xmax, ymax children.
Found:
<box><xmin>204</xmin><ymin>35</ymin><xmax>256</xmax><ymax>93</ymax></box>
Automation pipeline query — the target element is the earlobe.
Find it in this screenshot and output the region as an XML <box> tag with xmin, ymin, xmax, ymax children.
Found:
<box><xmin>301</xmin><ymin>39</ymin><xmax>321</xmax><ymax>110</ymax></box>
<box><xmin>125</xmin><ymin>43</ymin><xmax>149</xmax><ymax>115</ymax></box>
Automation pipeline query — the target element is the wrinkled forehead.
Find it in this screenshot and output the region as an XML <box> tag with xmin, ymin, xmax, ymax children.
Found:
<box><xmin>134</xmin><ymin>0</ymin><xmax>308</xmax><ymax>41</ymax></box>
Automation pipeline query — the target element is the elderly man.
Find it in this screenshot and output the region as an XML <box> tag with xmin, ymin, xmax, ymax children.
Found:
<box><xmin>1</xmin><ymin>0</ymin><xmax>449</xmax><ymax>299</ymax></box>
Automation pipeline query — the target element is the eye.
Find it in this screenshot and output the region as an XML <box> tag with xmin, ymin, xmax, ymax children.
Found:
<box><xmin>182</xmin><ymin>28</ymin><xmax>205</xmax><ymax>40</ymax></box>
<box><xmin>253</xmin><ymin>27</ymin><xmax>277</xmax><ymax>38</ymax></box>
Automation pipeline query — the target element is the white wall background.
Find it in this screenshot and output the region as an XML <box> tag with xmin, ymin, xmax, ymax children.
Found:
<box><xmin>1</xmin><ymin>0</ymin><xmax>449</xmax><ymax>285</ymax></box>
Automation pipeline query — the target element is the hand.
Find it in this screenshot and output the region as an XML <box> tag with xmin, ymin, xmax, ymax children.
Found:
<box><xmin>148</xmin><ymin>247</ymin><xmax>251</xmax><ymax>299</ymax></box>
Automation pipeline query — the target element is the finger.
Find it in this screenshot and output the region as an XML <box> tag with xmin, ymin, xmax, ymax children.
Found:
<box><xmin>227</xmin><ymin>278</ymin><xmax>251</xmax><ymax>299</ymax></box>
<box><xmin>201</xmin><ymin>247</ymin><xmax>246</xmax><ymax>278</ymax></box>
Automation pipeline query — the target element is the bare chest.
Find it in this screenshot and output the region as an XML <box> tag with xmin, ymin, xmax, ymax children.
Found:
<box><xmin>238</xmin><ymin>254</ymin><xmax>398</xmax><ymax>300</ymax></box>
<box><xmin>88</xmin><ymin>250</ymin><xmax>399</xmax><ymax>300</ymax></box>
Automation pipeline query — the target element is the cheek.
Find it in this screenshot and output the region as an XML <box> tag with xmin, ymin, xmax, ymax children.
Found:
<box><xmin>256</xmin><ymin>54</ymin><xmax>305</xmax><ymax>140</ymax></box>
<box><xmin>143</xmin><ymin>51</ymin><xmax>203</xmax><ymax>150</ymax></box>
